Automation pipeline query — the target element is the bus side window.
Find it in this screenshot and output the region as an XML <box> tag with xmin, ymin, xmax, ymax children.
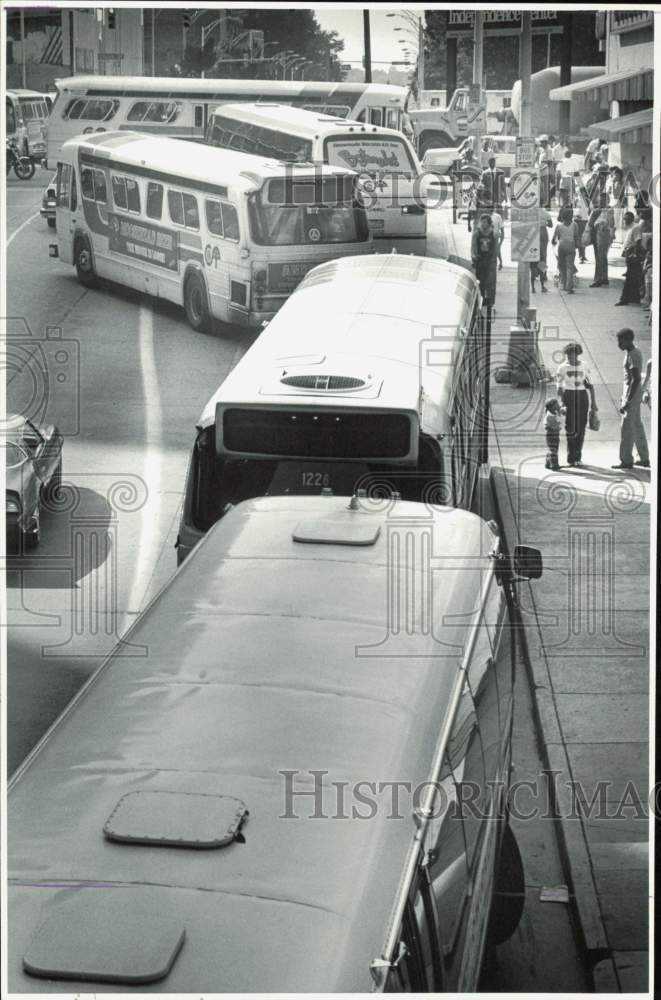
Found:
<box><xmin>369</xmin><ymin>108</ymin><xmax>383</xmax><ymax>126</ymax></box>
<box><xmin>126</xmin><ymin>178</ymin><xmax>141</xmax><ymax>214</ymax></box>
<box><xmin>194</xmin><ymin>105</ymin><xmax>204</xmax><ymax>128</ymax></box>
<box><xmin>146</xmin><ymin>182</ymin><xmax>163</xmax><ymax>220</ymax></box>
<box><xmin>112</xmin><ymin>175</ymin><xmax>127</xmax><ymax>210</ymax></box>
<box><xmin>447</xmin><ymin>678</ymin><xmax>487</xmax><ymax>876</ymax></box>
<box><xmin>81</xmin><ymin>167</ymin><xmax>95</xmax><ymax>200</ymax></box>
<box><xmin>205</xmin><ymin>199</ymin><xmax>223</xmax><ymax>237</ymax></box>
<box><xmin>386</xmin><ymin>109</ymin><xmax>398</xmax><ymax>129</ymax></box>
<box><xmin>71</xmin><ymin>170</ymin><xmax>78</xmax><ymax>212</ymax></box>
<box><xmin>182</xmin><ymin>193</ymin><xmax>199</xmax><ymax>230</ymax></box>
<box><xmin>168</xmin><ymin>190</ymin><xmax>184</xmax><ymax>226</ymax></box>
<box><xmin>221</xmin><ymin>202</ymin><xmax>240</xmax><ymax>241</ymax></box>
<box><xmin>356</xmin><ymin>109</ymin><xmax>367</xmax><ymax>123</ymax></box>
<box><xmin>93</xmin><ymin>169</ymin><xmax>107</xmax><ymax>204</ymax></box>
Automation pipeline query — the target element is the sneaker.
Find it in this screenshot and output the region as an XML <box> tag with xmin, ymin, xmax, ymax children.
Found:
<box><xmin>589</xmin><ymin>282</ymin><xmax>602</xmax><ymax>288</ymax></box>
<box><xmin>634</xmin><ymin>460</ymin><xmax>650</xmax><ymax>467</ymax></box>
<box><xmin>611</xmin><ymin>462</ymin><xmax>634</xmax><ymax>469</ymax></box>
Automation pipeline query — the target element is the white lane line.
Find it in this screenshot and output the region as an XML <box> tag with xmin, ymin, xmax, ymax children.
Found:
<box><xmin>121</xmin><ymin>305</ymin><xmax>164</xmax><ymax>632</ymax></box>
<box><xmin>7</xmin><ymin>210</ymin><xmax>41</xmax><ymax>248</ymax></box>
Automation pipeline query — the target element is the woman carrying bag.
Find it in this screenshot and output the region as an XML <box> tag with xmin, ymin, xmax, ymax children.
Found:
<box><xmin>551</xmin><ymin>207</ymin><xmax>579</xmax><ymax>293</ymax></box>
<box><xmin>555</xmin><ymin>342</ymin><xmax>598</xmax><ymax>467</ymax></box>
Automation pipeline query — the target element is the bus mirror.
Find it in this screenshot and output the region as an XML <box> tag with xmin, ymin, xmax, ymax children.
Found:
<box><xmin>513</xmin><ymin>545</ymin><xmax>542</xmax><ymax>581</ymax></box>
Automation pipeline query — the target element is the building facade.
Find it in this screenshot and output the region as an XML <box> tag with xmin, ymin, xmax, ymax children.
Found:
<box><xmin>6</xmin><ymin>8</ymin><xmax>143</xmax><ymax>90</ymax></box>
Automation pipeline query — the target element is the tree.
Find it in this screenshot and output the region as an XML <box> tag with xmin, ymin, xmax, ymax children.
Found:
<box><xmin>217</xmin><ymin>9</ymin><xmax>345</xmax><ymax>80</ymax></box>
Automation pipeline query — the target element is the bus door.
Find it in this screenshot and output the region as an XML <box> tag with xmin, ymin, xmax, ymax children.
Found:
<box><xmin>55</xmin><ymin>159</ymin><xmax>78</xmax><ymax>264</ymax></box>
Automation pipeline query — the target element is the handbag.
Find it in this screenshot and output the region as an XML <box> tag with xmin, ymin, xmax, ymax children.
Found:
<box><xmin>580</xmin><ymin>227</ymin><xmax>592</xmax><ymax>248</ymax></box>
<box><xmin>588</xmin><ymin>409</ymin><xmax>600</xmax><ymax>431</ymax></box>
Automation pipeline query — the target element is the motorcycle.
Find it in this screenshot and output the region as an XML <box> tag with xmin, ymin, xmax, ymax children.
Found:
<box><xmin>6</xmin><ymin>141</ymin><xmax>36</xmax><ymax>180</ymax></box>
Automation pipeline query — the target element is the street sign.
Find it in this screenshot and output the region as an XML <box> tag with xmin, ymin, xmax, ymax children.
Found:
<box><xmin>510</xmin><ymin>168</ymin><xmax>540</xmax><ymax>210</ymax></box>
<box><xmin>515</xmin><ymin>137</ymin><xmax>536</xmax><ymax>168</ymax></box>
<box><xmin>511</xmin><ymin>206</ymin><xmax>540</xmax><ymax>262</ymax></box>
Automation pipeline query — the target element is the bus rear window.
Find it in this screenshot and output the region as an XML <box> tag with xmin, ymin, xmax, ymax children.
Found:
<box><xmin>221</xmin><ymin>409</ymin><xmax>412</xmax><ymax>459</ymax></box>
<box><xmin>325</xmin><ymin>135</ymin><xmax>416</xmax><ymax>175</ymax></box>
<box><xmin>249</xmin><ymin>176</ymin><xmax>367</xmax><ymax>247</ymax></box>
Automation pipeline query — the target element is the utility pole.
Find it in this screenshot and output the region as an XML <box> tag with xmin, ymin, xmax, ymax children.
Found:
<box><xmin>472</xmin><ymin>11</ymin><xmax>484</xmax><ymax>157</ymax></box>
<box><xmin>517</xmin><ymin>11</ymin><xmax>533</xmax><ymax>323</ymax></box>
<box><xmin>417</xmin><ymin>16</ymin><xmax>425</xmax><ymax>98</ymax></box>
<box><xmin>151</xmin><ymin>9</ymin><xmax>155</xmax><ymax>77</ymax></box>
<box><xmin>20</xmin><ymin>8</ymin><xmax>27</xmax><ymax>87</ymax></box>
<box><xmin>363</xmin><ymin>10</ymin><xmax>372</xmax><ymax>83</ymax></box>
<box><xmin>559</xmin><ymin>12</ymin><xmax>572</xmax><ymax>138</ymax></box>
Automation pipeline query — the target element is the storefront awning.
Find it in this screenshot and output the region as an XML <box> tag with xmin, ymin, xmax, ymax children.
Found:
<box><xmin>550</xmin><ymin>67</ymin><xmax>654</xmax><ymax>104</ymax></box>
<box><xmin>582</xmin><ymin>108</ymin><xmax>653</xmax><ymax>145</ymax></box>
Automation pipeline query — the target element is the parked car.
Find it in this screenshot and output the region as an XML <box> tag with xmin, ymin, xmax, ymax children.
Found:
<box><xmin>40</xmin><ymin>172</ymin><xmax>57</xmax><ymax>228</ymax></box>
<box><xmin>421</xmin><ymin>138</ymin><xmax>472</xmax><ymax>178</ymax></box>
<box><xmin>4</xmin><ymin>414</ymin><xmax>63</xmax><ymax>550</ymax></box>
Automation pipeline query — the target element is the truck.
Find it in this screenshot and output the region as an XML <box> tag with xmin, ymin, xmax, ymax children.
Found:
<box><xmin>407</xmin><ymin>87</ymin><xmax>475</xmax><ymax>156</ymax></box>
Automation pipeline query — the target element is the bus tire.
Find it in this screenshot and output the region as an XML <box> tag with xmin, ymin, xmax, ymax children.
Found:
<box><xmin>74</xmin><ymin>236</ymin><xmax>99</xmax><ymax>289</ymax></box>
<box><xmin>486</xmin><ymin>823</ymin><xmax>525</xmax><ymax>945</ymax></box>
<box><xmin>419</xmin><ymin>131</ymin><xmax>454</xmax><ymax>157</ymax></box>
<box><xmin>184</xmin><ymin>271</ymin><xmax>211</xmax><ymax>332</ymax></box>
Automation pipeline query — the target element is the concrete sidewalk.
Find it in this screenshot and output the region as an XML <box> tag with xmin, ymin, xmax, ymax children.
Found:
<box><xmin>452</xmin><ymin>216</ymin><xmax>651</xmax><ymax>992</ymax></box>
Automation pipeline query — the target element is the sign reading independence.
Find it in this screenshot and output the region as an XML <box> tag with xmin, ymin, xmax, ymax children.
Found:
<box><xmin>447</xmin><ymin>11</ymin><xmax>560</xmax><ymax>35</ymax></box>
<box><xmin>108</xmin><ymin>214</ymin><xmax>178</xmax><ymax>271</ymax></box>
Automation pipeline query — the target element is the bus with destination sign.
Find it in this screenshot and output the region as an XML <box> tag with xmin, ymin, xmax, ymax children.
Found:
<box><xmin>50</xmin><ymin>131</ymin><xmax>372</xmax><ymax>330</ymax></box>
<box><xmin>43</xmin><ymin>76</ymin><xmax>408</xmax><ymax>168</ymax></box>
<box><xmin>206</xmin><ymin>104</ymin><xmax>427</xmax><ymax>253</ymax></box>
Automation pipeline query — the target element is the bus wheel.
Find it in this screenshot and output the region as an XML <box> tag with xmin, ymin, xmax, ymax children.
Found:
<box><xmin>74</xmin><ymin>237</ymin><xmax>99</xmax><ymax>289</ymax></box>
<box><xmin>486</xmin><ymin>823</ymin><xmax>525</xmax><ymax>945</ymax></box>
<box><xmin>184</xmin><ymin>272</ymin><xmax>211</xmax><ymax>332</ymax></box>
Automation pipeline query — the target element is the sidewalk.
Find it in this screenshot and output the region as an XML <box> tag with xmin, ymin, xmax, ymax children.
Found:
<box><xmin>452</xmin><ymin>217</ymin><xmax>651</xmax><ymax>992</ymax></box>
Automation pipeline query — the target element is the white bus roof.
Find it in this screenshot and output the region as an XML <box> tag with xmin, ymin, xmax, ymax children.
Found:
<box><xmin>199</xmin><ymin>254</ymin><xmax>480</xmax><ymax>433</ymax></box>
<box><xmin>7</xmin><ymin>89</ymin><xmax>47</xmax><ymax>98</ymax></box>
<box><xmin>60</xmin><ymin>130</ymin><xmax>356</xmax><ymax>194</ymax></box>
<box><xmin>210</xmin><ymin>102</ymin><xmax>409</xmax><ymax>141</ymax></box>
<box><xmin>53</xmin><ymin>75</ymin><xmax>406</xmax><ymax>104</ymax></box>
<box><xmin>8</xmin><ymin>494</ymin><xmax>497</xmax><ymax>992</ymax></box>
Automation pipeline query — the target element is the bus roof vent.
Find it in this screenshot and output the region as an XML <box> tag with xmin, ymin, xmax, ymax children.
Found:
<box><xmin>23</xmin><ymin>891</ymin><xmax>185</xmax><ymax>984</ymax></box>
<box><xmin>103</xmin><ymin>791</ymin><xmax>249</xmax><ymax>848</ymax></box>
<box><xmin>280</xmin><ymin>374</ymin><xmax>367</xmax><ymax>391</ymax></box>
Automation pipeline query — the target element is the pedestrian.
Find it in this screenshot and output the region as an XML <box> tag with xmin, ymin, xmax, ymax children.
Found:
<box><xmin>480</xmin><ymin>156</ymin><xmax>505</xmax><ymax>213</ymax></box>
<box><xmin>544</xmin><ymin>398</ymin><xmax>564</xmax><ymax>470</ymax></box>
<box><xmin>615</xmin><ymin>211</ymin><xmax>643</xmax><ymax>306</ymax></box>
<box><xmin>584</xmin><ymin>135</ymin><xmax>601</xmax><ymax>172</ymax></box>
<box><xmin>551</xmin><ymin>206</ymin><xmax>579</xmax><ymax>293</ymax></box>
<box><xmin>588</xmin><ymin>197</ymin><xmax>614</xmax><ymax>287</ymax></box>
<box><xmin>491</xmin><ymin>206</ymin><xmax>504</xmax><ymax>270</ymax></box>
<box><xmin>537</xmin><ymin>136</ymin><xmax>555</xmax><ymax>207</ymax></box>
<box><xmin>611</xmin><ymin>328</ymin><xmax>650</xmax><ymax>470</ymax></box>
<box><xmin>552</xmin><ymin>135</ymin><xmax>567</xmax><ymax>166</ymax></box>
<box><xmin>530</xmin><ymin>208</ymin><xmax>551</xmax><ymax>293</ymax></box>
<box><xmin>641</xmin><ymin>236</ymin><xmax>653</xmax><ymax>311</ymax></box>
<box><xmin>556</xmin><ymin>342</ymin><xmax>598</xmax><ymax>467</ymax></box>
<box><xmin>460</xmin><ymin>148</ymin><xmax>482</xmax><ymax>233</ymax></box>
<box><xmin>599</xmin><ymin>141</ymin><xmax>609</xmax><ymax>166</ymax></box>
<box><xmin>573</xmin><ymin>195</ymin><xmax>590</xmax><ymax>263</ymax></box>
<box><xmin>471</xmin><ymin>212</ymin><xmax>499</xmax><ymax>308</ymax></box>
<box><xmin>556</xmin><ymin>148</ymin><xmax>580</xmax><ymax>209</ymax></box>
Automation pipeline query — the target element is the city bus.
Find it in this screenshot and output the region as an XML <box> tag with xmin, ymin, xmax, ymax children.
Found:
<box><xmin>50</xmin><ymin>131</ymin><xmax>372</xmax><ymax>330</ymax></box>
<box><xmin>206</xmin><ymin>104</ymin><xmax>427</xmax><ymax>252</ymax></box>
<box><xmin>6</xmin><ymin>89</ymin><xmax>50</xmax><ymax>161</ymax></box>
<box><xmin>8</xmin><ymin>492</ymin><xmax>542</xmax><ymax>992</ymax></box>
<box><xmin>177</xmin><ymin>253</ymin><xmax>486</xmax><ymax>560</ymax></box>
<box><xmin>44</xmin><ymin>76</ymin><xmax>408</xmax><ymax>167</ymax></box>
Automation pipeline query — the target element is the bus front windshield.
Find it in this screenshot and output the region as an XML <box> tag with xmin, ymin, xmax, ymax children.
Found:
<box><xmin>248</xmin><ymin>176</ymin><xmax>368</xmax><ymax>246</ymax></box>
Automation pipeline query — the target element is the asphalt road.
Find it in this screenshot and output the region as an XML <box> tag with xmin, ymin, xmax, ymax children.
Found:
<box><xmin>4</xmin><ymin>170</ymin><xmax>589</xmax><ymax>991</ymax></box>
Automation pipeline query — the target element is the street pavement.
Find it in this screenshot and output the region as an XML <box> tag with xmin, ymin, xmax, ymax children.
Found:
<box><xmin>451</xmin><ymin>213</ymin><xmax>652</xmax><ymax>992</ymax></box>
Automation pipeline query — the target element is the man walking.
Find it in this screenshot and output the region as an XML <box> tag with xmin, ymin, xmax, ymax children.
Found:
<box><xmin>612</xmin><ymin>328</ymin><xmax>650</xmax><ymax>470</ymax></box>
<box><xmin>480</xmin><ymin>156</ymin><xmax>505</xmax><ymax>213</ymax></box>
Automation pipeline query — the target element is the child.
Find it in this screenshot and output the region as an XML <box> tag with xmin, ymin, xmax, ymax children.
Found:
<box><xmin>544</xmin><ymin>398</ymin><xmax>564</xmax><ymax>470</ymax></box>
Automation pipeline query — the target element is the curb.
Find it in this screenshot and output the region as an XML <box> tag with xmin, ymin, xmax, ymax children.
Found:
<box><xmin>489</xmin><ymin>465</ymin><xmax>621</xmax><ymax>993</ymax></box>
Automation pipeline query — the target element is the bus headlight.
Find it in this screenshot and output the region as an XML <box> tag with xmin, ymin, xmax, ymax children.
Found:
<box><xmin>401</xmin><ymin>204</ymin><xmax>426</xmax><ymax>215</ymax></box>
<box><xmin>253</xmin><ymin>268</ymin><xmax>267</xmax><ymax>293</ymax></box>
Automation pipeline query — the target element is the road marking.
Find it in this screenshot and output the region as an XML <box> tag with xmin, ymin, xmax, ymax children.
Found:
<box><xmin>121</xmin><ymin>305</ymin><xmax>164</xmax><ymax>632</ymax></box>
<box><xmin>7</xmin><ymin>210</ymin><xmax>41</xmax><ymax>247</ymax></box>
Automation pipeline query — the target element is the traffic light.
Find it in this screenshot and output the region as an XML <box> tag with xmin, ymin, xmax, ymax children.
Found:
<box><xmin>107</xmin><ymin>8</ymin><xmax>115</xmax><ymax>29</ymax></box>
<box><xmin>183</xmin><ymin>12</ymin><xmax>192</xmax><ymax>30</ymax></box>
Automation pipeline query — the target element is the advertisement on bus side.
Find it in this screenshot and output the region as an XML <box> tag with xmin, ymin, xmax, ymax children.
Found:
<box><xmin>108</xmin><ymin>213</ymin><xmax>179</xmax><ymax>270</ymax></box>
